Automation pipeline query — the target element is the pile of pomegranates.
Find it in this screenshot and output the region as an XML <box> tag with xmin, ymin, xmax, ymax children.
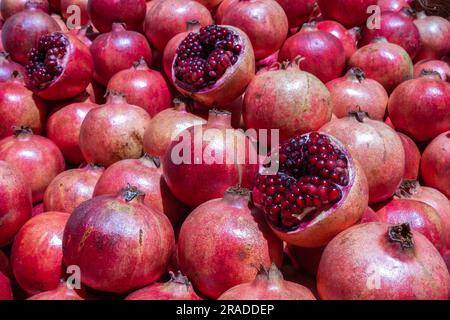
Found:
<box><xmin>0</xmin><ymin>0</ymin><xmax>449</xmax><ymax>301</ymax></box>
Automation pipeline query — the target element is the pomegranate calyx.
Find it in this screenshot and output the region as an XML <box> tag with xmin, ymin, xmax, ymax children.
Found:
<box><xmin>142</xmin><ymin>154</ymin><xmax>161</xmax><ymax>168</ymax></box>
<box><xmin>348</xmin><ymin>110</ymin><xmax>370</xmax><ymax>123</ymax></box>
<box><xmin>12</xmin><ymin>126</ymin><xmax>33</xmax><ymax>137</ymax></box>
<box><xmin>348</xmin><ymin>27</ymin><xmax>362</xmax><ymax>42</ymax></box>
<box><xmin>132</xmin><ymin>57</ymin><xmax>149</xmax><ymax>70</ymax></box>
<box><xmin>348</xmin><ymin>67</ymin><xmax>366</xmax><ymax>82</ymax></box>
<box><xmin>225</xmin><ymin>186</ymin><xmax>250</xmax><ymax>197</ymax></box>
<box><xmin>420</xmin><ymin>69</ymin><xmax>443</xmax><ymax>80</ymax></box>
<box><xmin>121</xmin><ymin>185</ymin><xmax>145</xmax><ymax>202</ymax></box>
<box><xmin>395</xmin><ymin>180</ymin><xmax>420</xmax><ymax>198</ymax></box>
<box><xmin>388</xmin><ymin>223</ymin><xmax>415</xmax><ymax>250</ymax></box>
<box><xmin>186</xmin><ymin>20</ymin><xmax>201</xmax><ymax>32</ymax></box>
<box><xmin>169</xmin><ymin>271</ymin><xmax>191</xmax><ymax>286</ymax></box>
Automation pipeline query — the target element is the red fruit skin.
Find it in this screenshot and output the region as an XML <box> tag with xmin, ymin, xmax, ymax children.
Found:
<box><xmin>275</xmin><ymin>0</ymin><xmax>316</xmax><ymax>28</ymax></box>
<box><xmin>413</xmin><ymin>13</ymin><xmax>450</xmax><ymax>62</ymax></box>
<box><xmin>317</xmin><ymin>222</ymin><xmax>450</xmax><ymax>299</ymax></box>
<box><xmin>93</xmin><ymin>155</ymin><xmax>188</xmax><ymax>227</ymax></box>
<box><xmin>107</xmin><ymin>59</ymin><xmax>172</xmax><ymax>117</ymax></box>
<box><xmin>414</xmin><ymin>59</ymin><xmax>450</xmax><ymax>81</ymax></box>
<box><xmin>195</xmin><ymin>0</ymin><xmax>224</xmax><ymax>9</ymax></box>
<box><xmin>221</xmin><ymin>0</ymin><xmax>288</xmax><ymax>60</ymax></box>
<box><xmin>397</xmin><ymin>132</ymin><xmax>420</xmax><ymax>180</ymax></box>
<box><xmin>62</xmin><ymin>190</ymin><xmax>175</xmax><ymax>293</ymax></box>
<box><xmin>0</xmin><ymin>76</ymin><xmax>47</xmax><ymax>140</ymax></box>
<box><xmin>11</xmin><ymin>211</ymin><xmax>69</xmax><ymax>296</ymax></box>
<box><xmin>378</xmin><ymin>0</ymin><xmax>412</xmax><ymax>12</ymax></box>
<box><xmin>27</xmin><ymin>282</ymin><xmax>85</xmax><ymax>300</ymax></box>
<box><xmin>0</xmin><ymin>53</ymin><xmax>25</xmax><ymax>83</ymax></box>
<box><xmin>286</xmin><ymin>245</ymin><xmax>324</xmax><ymax>276</ymax></box>
<box><xmin>316</xmin><ymin>20</ymin><xmax>360</xmax><ymax>61</ymax></box>
<box><xmin>90</xmin><ymin>23</ymin><xmax>152</xmax><ymax>86</ymax></box>
<box><xmin>388</xmin><ymin>72</ymin><xmax>450</xmax><ymax>142</ymax></box>
<box><xmin>0</xmin><ymin>161</ymin><xmax>32</xmax><ymax>247</ymax></box>
<box><xmin>421</xmin><ymin>131</ymin><xmax>450</xmax><ymax>198</ymax></box>
<box><xmin>87</xmin><ymin>0</ymin><xmax>146</xmax><ymax>33</ymax></box>
<box><xmin>144</xmin><ymin>0</ymin><xmax>214</xmax><ymax>52</ymax></box>
<box><xmin>1</xmin><ymin>0</ymin><xmax>50</xmax><ymax>19</ymax></box>
<box><xmin>61</xmin><ymin>0</ymin><xmax>88</xmax><ymax>26</ymax></box>
<box><xmin>32</xmin><ymin>202</ymin><xmax>44</xmax><ymax>217</ymax></box>
<box><xmin>0</xmin><ymin>250</ymin><xmax>11</xmax><ymax>279</ymax></box>
<box><xmin>43</xmin><ymin>165</ymin><xmax>104</xmax><ymax>214</ymax></box>
<box><xmin>349</xmin><ymin>38</ymin><xmax>413</xmax><ymax>93</ymax></box>
<box><xmin>0</xmin><ymin>272</ymin><xmax>13</xmax><ymax>300</ymax></box>
<box><xmin>278</xmin><ymin>24</ymin><xmax>346</xmax><ymax>83</ymax></box>
<box><xmin>178</xmin><ymin>189</ymin><xmax>283</xmax><ymax>299</ymax></box>
<box><xmin>0</xmin><ymin>130</ymin><xmax>65</xmax><ymax>203</ymax></box>
<box><xmin>46</xmin><ymin>101</ymin><xmax>97</xmax><ymax>165</ymax></box>
<box><xmin>362</xmin><ymin>199</ymin><xmax>446</xmax><ymax>253</ymax></box>
<box><xmin>317</xmin><ymin>0</ymin><xmax>377</xmax><ymax>28</ymax></box>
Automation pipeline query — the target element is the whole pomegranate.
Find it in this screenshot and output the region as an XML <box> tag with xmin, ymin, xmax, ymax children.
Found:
<box><xmin>243</xmin><ymin>58</ymin><xmax>332</xmax><ymax>141</ymax></box>
<box><xmin>349</xmin><ymin>37</ymin><xmax>413</xmax><ymax>93</ymax></box>
<box><xmin>0</xmin><ymin>127</ymin><xmax>65</xmax><ymax>203</ymax></box>
<box><xmin>63</xmin><ymin>186</ymin><xmax>175</xmax><ymax>293</ymax></box>
<box><xmin>0</xmin><ymin>160</ymin><xmax>32</xmax><ymax>247</ymax></box>
<box><xmin>61</xmin><ymin>0</ymin><xmax>88</xmax><ymax>26</ymax></box>
<box><xmin>414</xmin><ymin>59</ymin><xmax>450</xmax><ymax>81</ymax></box>
<box><xmin>172</xmin><ymin>24</ymin><xmax>255</xmax><ymax>108</ymax></box>
<box><xmin>87</xmin><ymin>0</ymin><xmax>146</xmax><ymax>33</ymax></box>
<box><xmin>413</xmin><ymin>12</ymin><xmax>450</xmax><ymax>61</ymax></box>
<box><xmin>125</xmin><ymin>271</ymin><xmax>202</xmax><ymax>300</ymax></box>
<box><xmin>90</xmin><ymin>23</ymin><xmax>152</xmax><ymax>86</ymax></box>
<box><xmin>316</xmin><ymin>20</ymin><xmax>361</xmax><ymax>61</ymax></box>
<box><xmin>1</xmin><ymin>1</ymin><xmax>60</xmax><ymax>64</ymax></box>
<box><xmin>278</xmin><ymin>23</ymin><xmax>346</xmax><ymax>83</ymax></box>
<box><xmin>326</xmin><ymin>67</ymin><xmax>388</xmax><ymax>120</ymax></box>
<box><xmin>1</xmin><ymin>0</ymin><xmax>50</xmax><ymax>19</ymax></box>
<box><xmin>275</xmin><ymin>0</ymin><xmax>316</xmax><ymax>28</ymax></box>
<box><xmin>0</xmin><ymin>52</ymin><xmax>25</xmax><ymax>83</ymax></box>
<box><xmin>163</xmin><ymin>110</ymin><xmax>259</xmax><ymax>208</ymax></box>
<box><xmin>27</xmin><ymin>282</ymin><xmax>85</xmax><ymax>300</ymax></box>
<box><xmin>317</xmin><ymin>0</ymin><xmax>377</xmax><ymax>28</ymax></box>
<box><xmin>43</xmin><ymin>164</ymin><xmax>104</xmax><ymax>213</ymax></box>
<box><xmin>79</xmin><ymin>91</ymin><xmax>151</xmax><ymax>167</ymax></box>
<box><xmin>11</xmin><ymin>211</ymin><xmax>69</xmax><ymax>296</ymax></box>
<box><xmin>0</xmin><ymin>72</ymin><xmax>47</xmax><ymax>139</ymax></box>
<box><xmin>218</xmin><ymin>264</ymin><xmax>316</xmax><ymax>300</ymax></box>
<box><xmin>0</xmin><ymin>272</ymin><xmax>13</xmax><ymax>300</ymax></box>
<box><xmin>397</xmin><ymin>132</ymin><xmax>420</xmax><ymax>180</ymax></box>
<box><xmin>317</xmin><ymin>222</ymin><xmax>450</xmax><ymax>299</ymax></box>
<box><xmin>107</xmin><ymin>58</ymin><xmax>172</xmax><ymax>117</ymax></box>
<box><xmin>253</xmin><ymin>131</ymin><xmax>368</xmax><ymax>247</ymax></box>
<box><xmin>320</xmin><ymin>112</ymin><xmax>405</xmax><ymax>204</ymax></box>
<box><xmin>178</xmin><ymin>187</ymin><xmax>283</xmax><ymax>298</ymax></box>
<box><xmin>388</xmin><ymin>70</ymin><xmax>450</xmax><ymax>141</ymax></box>
<box><xmin>420</xmin><ymin>131</ymin><xmax>450</xmax><ymax>198</ymax></box>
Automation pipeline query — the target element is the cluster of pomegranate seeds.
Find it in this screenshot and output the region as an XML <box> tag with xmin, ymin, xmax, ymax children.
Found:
<box><xmin>25</xmin><ymin>33</ymin><xmax>67</xmax><ymax>89</ymax></box>
<box><xmin>255</xmin><ymin>132</ymin><xmax>350</xmax><ymax>230</ymax></box>
<box><xmin>174</xmin><ymin>25</ymin><xmax>242</xmax><ymax>91</ymax></box>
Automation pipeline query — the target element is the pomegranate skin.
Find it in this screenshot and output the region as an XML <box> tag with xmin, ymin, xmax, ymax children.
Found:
<box><xmin>0</xmin><ymin>129</ymin><xmax>65</xmax><ymax>203</ymax></box>
<box><xmin>11</xmin><ymin>211</ymin><xmax>69</xmax><ymax>296</ymax></box>
<box><xmin>317</xmin><ymin>0</ymin><xmax>377</xmax><ymax>28</ymax></box>
<box><xmin>107</xmin><ymin>58</ymin><xmax>172</xmax><ymax>117</ymax></box>
<box><xmin>1</xmin><ymin>0</ymin><xmax>50</xmax><ymax>19</ymax></box>
<box><xmin>378</xmin><ymin>0</ymin><xmax>412</xmax><ymax>12</ymax></box>
<box><xmin>0</xmin><ymin>272</ymin><xmax>13</xmax><ymax>300</ymax></box>
<box><xmin>61</xmin><ymin>0</ymin><xmax>89</xmax><ymax>26</ymax></box>
<box><xmin>32</xmin><ymin>202</ymin><xmax>44</xmax><ymax>217</ymax></box>
<box><xmin>62</xmin><ymin>187</ymin><xmax>175</xmax><ymax>293</ymax></box>
<box><xmin>397</xmin><ymin>132</ymin><xmax>420</xmax><ymax>180</ymax></box>
<box><xmin>317</xmin><ymin>222</ymin><xmax>450</xmax><ymax>300</ymax></box>
<box><xmin>420</xmin><ymin>131</ymin><xmax>450</xmax><ymax>198</ymax></box>
<box><xmin>326</xmin><ymin>67</ymin><xmax>388</xmax><ymax>121</ymax></box>
<box><xmin>316</xmin><ymin>20</ymin><xmax>360</xmax><ymax>61</ymax></box>
<box><xmin>178</xmin><ymin>187</ymin><xmax>283</xmax><ymax>299</ymax></box>
<box><xmin>90</xmin><ymin>23</ymin><xmax>152</xmax><ymax>86</ymax></box>
<box><xmin>27</xmin><ymin>282</ymin><xmax>85</xmax><ymax>300</ymax></box>
<box><xmin>275</xmin><ymin>0</ymin><xmax>316</xmax><ymax>28</ymax></box>
<box><xmin>46</xmin><ymin>101</ymin><xmax>97</xmax><ymax>165</ymax></box>
<box><xmin>320</xmin><ymin>112</ymin><xmax>405</xmax><ymax>204</ymax></box>
<box><xmin>87</xmin><ymin>0</ymin><xmax>146</xmax><ymax>33</ymax></box>
<box><xmin>388</xmin><ymin>71</ymin><xmax>450</xmax><ymax>142</ymax></box>
<box><xmin>43</xmin><ymin>164</ymin><xmax>104</xmax><ymax>214</ymax></box>
<box><xmin>413</xmin><ymin>59</ymin><xmax>450</xmax><ymax>81</ymax></box>
<box><xmin>0</xmin><ymin>52</ymin><xmax>25</xmax><ymax>83</ymax></box>
<box><xmin>413</xmin><ymin>13</ymin><xmax>450</xmax><ymax>61</ymax></box>
<box><xmin>0</xmin><ymin>250</ymin><xmax>11</xmax><ymax>278</ymax></box>
<box><xmin>0</xmin><ymin>161</ymin><xmax>32</xmax><ymax>247</ymax></box>
<box><xmin>349</xmin><ymin>37</ymin><xmax>413</xmax><ymax>93</ymax></box>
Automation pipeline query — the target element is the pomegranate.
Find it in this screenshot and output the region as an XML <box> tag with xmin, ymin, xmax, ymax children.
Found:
<box><xmin>25</xmin><ymin>32</ymin><xmax>94</xmax><ymax>101</ymax></box>
<box><xmin>178</xmin><ymin>187</ymin><xmax>283</xmax><ymax>298</ymax></box>
<box><xmin>378</xmin><ymin>0</ymin><xmax>412</xmax><ymax>12</ymax></box>
<box><xmin>278</xmin><ymin>23</ymin><xmax>345</xmax><ymax>83</ymax></box>
<box><xmin>93</xmin><ymin>155</ymin><xmax>188</xmax><ymax>227</ymax></box>
<box><xmin>388</xmin><ymin>70</ymin><xmax>450</xmax><ymax>141</ymax></box>
<box><xmin>326</xmin><ymin>67</ymin><xmax>388</xmax><ymax>121</ymax></box>
<box><xmin>275</xmin><ymin>0</ymin><xmax>316</xmax><ymax>28</ymax></box>
<box><xmin>0</xmin><ymin>52</ymin><xmax>25</xmax><ymax>83</ymax></box>
<box><xmin>144</xmin><ymin>0</ymin><xmax>213</xmax><ymax>52</ymax></box>
<box><xmin>414</xmin><ymin>59</ymin><xmax>450</xmax><ymax>81</ymax></box>
<box><xmin>107</xmin><ymin>58</ymin><xmax>172</xmax><ymax>117</ymax></box>
<box><xmin>316</xmin><ymin>20</ymin><xmax>361</xmax><ymax>61</ymax></box>
<box><xmin>63</xmin><ymin>186</ymin><xmax>175</xmax><ymax>293</ymax></box>
<box><xmin>11</xmin><ymin>211</ymin><xmax>69</xmax><ymax>295</ymax></box>
<box><xmin>27</xmin><ymin>282</ymin><xmax>85</xmax><ymax>300</ymax></box>
<box><xmin>87</xmin><ymin>0</ymin><xmax>146</xmax><ymax>33</ymax></box>
<box><xmin>361</xmin><ymin>9</ymin><xmax>420</xmax><ymax>59</ymax></box>
<box><xmin>349</xmin><ymin>37</ymin><xmax>413</xmax><ymax>93</ymax></box>
<box><xmin>413</xmin><ymin>12</ymin><xmax>450</xmax><ymax>61</ymax></box>
<box><xmin>243</xmin><ymin>58</ymin><xmax>332</xmax><ymax>141</ymax></box>
<box><xmin>218</xmin><ymin>264</ymin><xmax>315</xmax><ymax>300</ymax></box>
<box><xmin>255</xmin><ymin>50</ymin><xmax>279</xmax><ymax>74</ymax></box>
<box><xmin>320</xmin><ymin>112</ymin><xmax>405</xmax><ymax>204</ymax></box>
<box><xmin>46</xmin><ymin>100</ymin><xmax>97</xmax><ymax>165</ymax></box>
<box><xmin>286</xmin><ymin>245</ymin><xmax>324</xmax><ymax>276</ymax></box>
<box><xmin>163</xmin><ymin>110</ymin><xmax>259</xmax><ymax>208</ymax></box>
<box><xmin>420</xmin><ymin>131</ymin><xmax>450</xmax><ymax>198</ymax></box>
<box><xmin>43</xmin><ymin>164</ymin><xmax>104</xmax><ymax>213</ymax></box>
<box><xmin>0</xmin><ymin>72</ymin><xmax>47</xmax><ymax>139</ymax></box>
<box><xmin>143</xmin><ymin>98</ymin><xmax>206</xmax><ymax>159</ymax></box>
<box><xmin>61</xmin><ymin>0</ymin><xmax>88</xmax><ymax>26</ymax></box>
<box><xmin>1</xmin><ymin>0</ymin><xmax>50</xmax><ymax>19</ymax></box>
<box><xmin>125</xmin><ymin>271</ymin><xmax>202</xmax><ymax>300</ymax></box>
<box><xmin>253</xmin><ymin>131</ymin><xmax>368</xmax><ymax>247</ymax></box>
<box><xmin>90</xmin><ymin>23</ymin><xmax>152</xmax><ymax>86</ymax></box>
<box><xmin>397</xmin><ymin>132</ymin><xmax>420</xmax><ymax>180</ymax></box>
<box><xmin>1</xmin><ymin>2</ymin><xmax>61</xmax><ymax>64</ymax></box>
<box><xmin>0</xmin><ymin>127</ymin><xmax>65</xmax><ymax>203</ymax></box>
<box><xmin>0</xmin><ymin>160</ymin><xmax>32</xmax><ymax>247</ymax></box>
<box><xmin>79</xmin><ymin>91</ymin><xmax>151</xmax><ymax>167</ymax></box>
<box><xmin>172</xmin><ymin>24</ymin><xmax>255</xmax><ymax>108</ymax></box>
<box><xmin>317</xmin><ymin>222</ymin><xmax>450</xmax><ymax>299</ymax></box>
<box><xmin>0</xmin><ymin>272</ymin><xmax>12</xmax><ymax>300</ymax></box>
<box><xmin>317</xmin><ymin>0</ymin><xmax>377</xmax><ymax>28</ymax></box>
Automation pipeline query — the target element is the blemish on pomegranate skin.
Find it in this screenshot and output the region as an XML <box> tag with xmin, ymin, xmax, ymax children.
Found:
<box><xmin>139</xmin><ymin>229</ymin><xmax>143</xmax><ymax>247</ymax></box>
<box><xmin>78</xmin><ymin>226</ymin><xmax>94</xmax><ymax>252</ymax></box>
